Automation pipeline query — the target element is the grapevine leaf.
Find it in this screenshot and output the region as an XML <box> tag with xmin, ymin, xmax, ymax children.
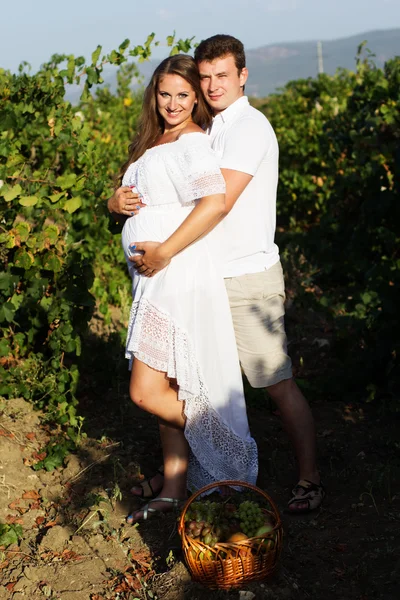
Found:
<box><xmin>1</xmin><ymin>184</ymin><xmax>22</xmax><ymax>202</ymax></box>
<box><xmin>63</xmin><ymin>197</ymin><xmax>82</xmax><ymax>214</ymax></box>
<box><xmin>19</xmin><ymin>196</ymin><xmax>39</xmax><ymax>207</ymax></box>
<box><xmin>48</xmin><ymin>192</ymin><xmax>66</xmax><ymax>203</ymax></box>
<box><xmin>56</xmin><ymin>173</ymin><xmax>77</xmax><ymax>190</ymax></box>
<box><xmin>67</xmin><ymin>56</ymin><xmax>75</xmax><ymax>81</ymax></box>
<box><xmin>86</xmin><ymin>67</ymin><xmax>98</xmax><ymax>85</ymax></box>
<box><xmin>91</xmin><ymin>45</ymin><xmax>102</xmax><ymax>65</ymax></box>
<box><xmin>44</xmin><ymin>224</ymin><xmax>60</xmax><ymax>244</ymax></box>
<box><xmin>119</xmin><ymin>39</ymin><xmax>130</xmax><ymax>51</ymax></box>
<box><xmin>0</xmin><ymin>525</ymin><xmax>22</xmax><ymax>548</ymax></box>
<box><xmin>15</xmin><ymin>221</ymin><xmax>31</xmax><ymax>241</ymax></box>
<box><xmin>14</xmin><ymin>249</ymin><xmax>34</xmax><ymax>269</ymax></box>
<box><xmin>1</xmin><ymin>302</ymin><xmax>16</xmax><ymax>323</ymax></box>
<box><xmin>10</xmin><ymin>293</ymin><xmax>24</xmax><ymax>310</ymax></box>
<box><xmin>166</xmin><ymin>32</ymin><xmax>176</xmax><ymax>46</ymax></box>
<box><xmin>0</xmin><ymin>337</ymin><xmax>11</xmax><ymax>358</ymax></box>
<box><xmin>42</xmin><ymin>252</ymin><xmax>63</xmax><ymax>272</ymax></box>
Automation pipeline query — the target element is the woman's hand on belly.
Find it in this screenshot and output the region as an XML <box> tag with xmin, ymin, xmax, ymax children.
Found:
<box><xmin>128</xmin><ymin>241</ymin><xmax>171</xmax><ymax>277</ymax></box>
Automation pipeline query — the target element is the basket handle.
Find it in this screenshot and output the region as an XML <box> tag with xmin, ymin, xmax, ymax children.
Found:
<box><xmin>178</xmin><ymin>480</ymin><xmax>282</xmax><ymax>535</ymax></box>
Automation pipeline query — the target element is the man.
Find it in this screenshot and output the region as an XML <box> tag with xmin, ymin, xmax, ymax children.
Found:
<box><xmin>107</xmin><ymin>35</ymin><xmax>324</xmax><ymax>513</ymax></box>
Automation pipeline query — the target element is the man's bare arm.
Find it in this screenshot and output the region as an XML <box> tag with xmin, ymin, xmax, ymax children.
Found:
<box><xmin>107</xmin><ymin>186</ymin><xmax>142</xmax><ymax>221</ymax></box>
<box><xmin>221</xmin><ymin>168</ymin><xmax>253</xmax><ymax>213</ymax></box>
<box><xmin>197</xmin><ymin>168</ymin><xmax>253</xmax><ymax>238</ymax></box>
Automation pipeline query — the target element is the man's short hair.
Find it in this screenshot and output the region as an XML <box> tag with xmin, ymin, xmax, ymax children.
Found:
<box><xmin>194</xmin><ymin>34</ymin><xmax>246</xmax><ymax>74</ymax></box>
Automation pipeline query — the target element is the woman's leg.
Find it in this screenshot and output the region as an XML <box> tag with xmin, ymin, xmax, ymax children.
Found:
<box><xmin>127</xmin><ymin>360</ymin><xmax>188</xmax><ymax>522</ymax></box>
<box><xmin>130</xmin><ymin>378</ymin><xmax>180</xmax><ymax>498</ymax></box>
<box><xmin>158</xmin><ymin>419</ymin><xmax>189</xmax><ymax>499</ymax></box>
<box><xmin>130</xmin><ymin>359</ymin><xmax>185</xmax><ymax>428</ymax></box>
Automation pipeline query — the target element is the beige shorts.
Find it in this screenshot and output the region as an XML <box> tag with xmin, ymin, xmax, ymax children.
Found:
<box><xmin>225</xmin><ymin>261</ymin><xmax>293</xmax><ymax>388</ymax></box>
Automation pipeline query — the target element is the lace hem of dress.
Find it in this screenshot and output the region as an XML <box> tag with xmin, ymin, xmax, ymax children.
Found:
<box><xmin>125</xmin><ymin>298</ymin><xmax>258</xmax><ymax>491</ymax></box>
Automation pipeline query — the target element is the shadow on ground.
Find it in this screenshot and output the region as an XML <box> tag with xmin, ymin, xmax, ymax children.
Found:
<box><xmin>1</xmin><ymin>306</ymin><xmax>399</xmax><ymax>599</ymax></box>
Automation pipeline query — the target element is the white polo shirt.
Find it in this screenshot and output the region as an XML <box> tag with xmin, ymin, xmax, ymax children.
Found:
<box><xmin>208</xmin><ymin>96</ymin><xmax>280</xmax><ymax>278</ymax></box>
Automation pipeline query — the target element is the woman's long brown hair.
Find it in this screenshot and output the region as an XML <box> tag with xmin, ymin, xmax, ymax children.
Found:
<box><xmin>118</xmin><ymin>54</ymin><xmax>212</xmax><ymax>185</ymax></box>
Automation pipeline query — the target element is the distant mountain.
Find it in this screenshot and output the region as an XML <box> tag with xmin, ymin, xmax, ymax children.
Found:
<box><xmin>245</xmin><ymin>28</ymin><xmax>400</xmax><ymax>96</ymax></box>
<box><xmin>67</xmin><ymin>28</ymin><xmax>400</xmax><ymax>102</ymax></box>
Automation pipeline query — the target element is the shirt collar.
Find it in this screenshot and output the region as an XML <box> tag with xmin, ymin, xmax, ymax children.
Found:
<box><xmin>213</xmin><ymin>96</ymin><xmax>249</xmax><ymax>124</ymax></box>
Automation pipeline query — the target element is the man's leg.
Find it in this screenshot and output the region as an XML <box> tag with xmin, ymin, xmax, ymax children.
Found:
<box><xmin>266</xmin><ymin>377</ymin><xmax>319</xmax><ymax>484</ymax></box>
<box><xmin>225</xmin><ymin>263</ymin><xmax>324</xmax><ymax>512</ymax></box>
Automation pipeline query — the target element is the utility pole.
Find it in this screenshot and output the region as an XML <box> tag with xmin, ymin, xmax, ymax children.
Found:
<box><xmin>317</xmin><ymin>40</ymin><xmax>324</xmax><ymax>74</ymax></box>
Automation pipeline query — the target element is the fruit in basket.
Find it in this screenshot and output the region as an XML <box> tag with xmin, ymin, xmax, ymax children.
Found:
<box><xmin>199</xmin><ymin>550</ymin><xmax>213</xmax><ymax>561</ymax></box>
<box><xmin>254</xmin><ymin>522</ymin><xmax>277</xmax><ymax>553</ymax></box>
<box><xmin>236</xmin><ymin>500</ymin><xmax>267</xmax><ymax>538</ymax></box>
<box><xmin>227</xmin><ymin>531</ymin><xmax>248</xmax><ymax>543</ymax></box>
<box><xmin>183</xmin><ymin>498</ymin><xmax>276</xmax><ymax>547</ymax></box>
<box><xmin>254</xmin><ymin>522</ymin><xmax>274</xmax><ymax>537</ymax></box>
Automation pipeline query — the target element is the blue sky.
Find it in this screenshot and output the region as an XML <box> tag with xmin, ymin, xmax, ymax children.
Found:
<box><xmin>2</xmin><ymin>0</ymin><xmax>399</xmax><ymax>72</ymax></box>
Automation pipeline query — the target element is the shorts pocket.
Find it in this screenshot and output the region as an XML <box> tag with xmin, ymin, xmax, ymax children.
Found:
<box><xmin>244</xmin><ymin>268</ymin><xmax>285</xmax><ymax>302</ymax></box>
<box><xmin>243</xmin><ymin>274</ymin><xmax>266</xmax><ymax>301</ymax></box>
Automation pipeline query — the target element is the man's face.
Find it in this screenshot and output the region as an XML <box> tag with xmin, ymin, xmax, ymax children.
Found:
<box><xmin>197</xmin><ymin>54</ymin><xmax>248</xmax><ymax>115</ymax></box>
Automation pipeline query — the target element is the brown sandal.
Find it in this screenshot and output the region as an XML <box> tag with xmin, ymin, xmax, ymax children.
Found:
<box><xmin>287</xmin><ymin>479</ymin><xmax>325</xmax><ymax>514</ymax></box>
<box><xmin>130</xmin><ymin>466</ymin><xmax>164</xmax><ymax>501</ymax></box>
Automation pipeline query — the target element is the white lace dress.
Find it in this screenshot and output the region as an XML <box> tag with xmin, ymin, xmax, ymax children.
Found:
<box><xmin>121</xmin><ymin>132</ymin><xmax>258</xmax><ymax>491</ymax></box>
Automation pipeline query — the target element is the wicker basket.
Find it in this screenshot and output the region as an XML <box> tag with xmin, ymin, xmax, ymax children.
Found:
<box><xmin>178</xmin><ymin>480</ymin><xmax>283</xmax><ymax>590</ymax></box>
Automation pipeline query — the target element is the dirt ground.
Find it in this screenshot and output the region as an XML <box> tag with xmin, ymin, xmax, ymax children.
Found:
<box><xmin>1</xmin><ymin>307</ymin><xmax>399</xmax><ymax>600</ymax></box>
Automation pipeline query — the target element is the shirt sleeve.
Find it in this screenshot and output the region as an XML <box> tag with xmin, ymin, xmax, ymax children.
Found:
<box><xmin>219</xmin><ymin>117</ymin><xmax>275</xmax><ymax>176</ymax></box>
<box><xmin>171</xmin><ymin>133</ymin><xmax>226</xmax><ymax>204</ymax></box>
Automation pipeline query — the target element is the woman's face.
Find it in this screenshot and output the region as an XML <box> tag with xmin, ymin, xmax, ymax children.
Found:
<box><xmin>156</xmin><ymin>74</ymin><xmax>197</xmax><ymax>131</ymax></box>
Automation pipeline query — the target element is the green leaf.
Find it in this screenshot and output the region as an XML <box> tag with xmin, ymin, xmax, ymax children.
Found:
<box><xmin>109</xmin><ymin>49</ymin><xmax>127</xmax><ymax>65</ymax></box>
<box><xmin>10</xmin><ymin>292</ymin><xmax>24</xmax><ymax>310</ymax></box>
<box><xmin>1</xmin><ymin>183</ymin><xmax>22</xmax><ymax>202</ymax></box>
<box><xmin>0</xmin><ymin>110</ymin><xmax>17</xmax><ymax>131</ymax></box>
<box><xmin>0</xmin><ymin>524</ymin><xmax>22</xmax><ymax>548</ymax></box>
<box><xmin>15</xmin><ymin>221</ymin><xmax>31</xmax><ymax>241</ymax></box>
<box><xmin>44</xmin><ymin>224</ymin><xmax>60</xmax><ymax>244</ymax></box>
<box><xmin>75</xmin><ymin>335</ymin><xmax>81</xmax><ymax>357</ymax></box>
<box><xmin>0</xmin><ymin>337</ymin><xmax>11</xmax><ymax>358</ymax></box>
<box><xmin>0</xmin><ymin>231</ymin><xmax>15</xmax><ymax>248</ymax></box>
<box><xmin>119</xmin><ymin>39</ymin><xmax>130</xmax><ymax>51</ymax></box>
<box><xmin>56</xmin><ymin>173</ymin><xmax>77</xmax><ymax>190</ymax></box>
<box><xmin>64</xmin><ymin>196</ymin><xmax>82</xmax><ymax>214</ymax></box>
<box><xmin>361</xmin><ymin>292</ymin><xmax>372</xmax><ymax>305</ymax></box>
<box><xmin>14</xmin><ymin>248</ymin><xmax>34</xmax><ymax>269</ymax></box>
<box><xmin>40</xmin><ymin>296</ymin><xmax>53</xmax><ymax>311</ymax></box>
<box><xmin>48</xmin><ymin>192</ymin><xmax>66</xmax><ymax>203</ymax></box>
<box><xmin>19</xmin><ymin>196</ymin><xmax>38</xmax><ymax>207</ymax></box>
<box><xmin>43</xmin><ymin>453</ymin><xmax>65</xmax><ymax>471</ymax></box>
<box><xmin>166</xmin><ymin>32</ymin><xmax>176</xmax><ymax>46</ymax></box>
<box><xmin>42</xmin><ymin>252</ymin><xmax>63</xmax><ymax>272</ymax></box>
<box><xmin>1</xmin><ymin>302</ymin><xmax>16</xmax><ymax>323</ymax></box>
<box><xmin>86</xmin><ymin>66</ymin><xmax>98</xmax><ymax>85</ymax></box>
<box><xmin>91</xmin><ymin>45</ymin><xmax>102</xmax><ymax>65</ymax></box>
<box><xmin>67</xmin><ymin>56</ymin><xmax>75</xmax><ymax>81</ymax></box>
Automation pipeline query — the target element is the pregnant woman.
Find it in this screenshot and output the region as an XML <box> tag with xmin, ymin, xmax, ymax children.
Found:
<box><xmin>110</xmin><ymin>54</ymin><xmax>257</xmax><ymax>523</ymax></box>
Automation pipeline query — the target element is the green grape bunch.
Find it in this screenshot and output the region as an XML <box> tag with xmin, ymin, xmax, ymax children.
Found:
<box><xmin>237</xmin><ymin>500</ymin><xmax>266</xmax><ymax>538</ymax></box>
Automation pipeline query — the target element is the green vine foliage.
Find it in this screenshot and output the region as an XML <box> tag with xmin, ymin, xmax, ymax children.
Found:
<box><xmin>260</xmin><ymin>48</ymin><xmax>400</xmax><ymax>403</ymax></box>
<box><xmin>260</xmin><ymin>69</ymin><xmax>356</xmax><ymax>228</ymax></box>
<box><xmin>0</xmin><ymin>35</ymin><xmax>399</xmax><ymax>473</ymax></box>
<box><xmin>0</xmin><ymin>34</ymin><xmax>196</xmax><ymax>457</ymax></box>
